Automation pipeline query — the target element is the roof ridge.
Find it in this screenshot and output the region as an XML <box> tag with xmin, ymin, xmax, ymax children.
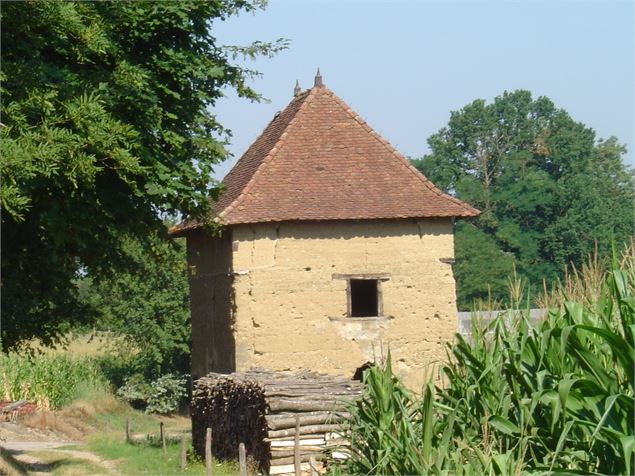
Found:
<box><xmin>171</xmin><ymin>82</ymin><xmax>480</xmax><ymax>234</ymax></box>
<box><xmin>218</xmin><ymin>89</ymin><xmax>315</xmax><ymax>222</ymax></box>
<box><xmin>323</xmin><ymin>88</ymin><xmax>479</xmax><ymax>216</ymax></box>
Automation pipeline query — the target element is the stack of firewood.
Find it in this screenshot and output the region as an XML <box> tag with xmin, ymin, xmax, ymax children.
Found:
<box><xmin>191</xmin><ymin>369</ymin><xmax>363</xmax><ymax>474</ymax></box>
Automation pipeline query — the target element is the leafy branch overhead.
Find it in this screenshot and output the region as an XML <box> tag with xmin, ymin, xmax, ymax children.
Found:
<box><xmin>0</xmin><ymin>1</ymin><xmax>287</xmax><ymax>348</ymax></box>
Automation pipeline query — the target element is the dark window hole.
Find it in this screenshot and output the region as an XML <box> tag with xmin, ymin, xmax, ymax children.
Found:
<box><xmin>350</xmin><ymin>279</ymin><xmax>378</xmax><ymax>317</ymax></box>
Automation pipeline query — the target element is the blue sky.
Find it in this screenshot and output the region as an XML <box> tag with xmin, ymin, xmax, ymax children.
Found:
<box><xmin>210</xmin><ymin>0</ymin><xmax>634</xmax><ymax>179</ymax></box>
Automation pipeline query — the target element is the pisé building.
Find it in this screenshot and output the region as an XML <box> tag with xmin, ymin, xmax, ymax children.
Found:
<box><xmin>171</xmin><ymin>71</ymin><xmax>479</xmax><ymax>389</ymax></box>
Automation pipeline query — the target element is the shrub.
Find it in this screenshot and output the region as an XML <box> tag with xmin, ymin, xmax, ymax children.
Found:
<box><xmin>146</xmin><ymin>373</ymin><xmax>188</xmax><ymax>414</ymax></box>
<box><xmin>116</xmin><ymin>374</ymin><xmax>152</xmax><ymax>410</ymax></box>
<box><xmin>117</xmin><ymin>373</ymin><xmax>187</xmax><ymax>415</ymax></box>
<box><xmin>95</xmin><ymin>352</ymin><xmax>140</xmax><ymax>390</ymax></box>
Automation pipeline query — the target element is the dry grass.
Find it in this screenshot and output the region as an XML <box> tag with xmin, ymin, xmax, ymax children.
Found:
<box><xmin>16</xmin><ymin>331</ymin><xmax>126</xmax><ymax>359</ymax></box>
<box><xmin>536</xmin><ymin>241</ymin><xmax>635</xmax><ymax>310</ymax></box>
<box><xmin>20</xmin><ymin>392</ymin><xmax>155</xmax><ymax>441</ymax></box>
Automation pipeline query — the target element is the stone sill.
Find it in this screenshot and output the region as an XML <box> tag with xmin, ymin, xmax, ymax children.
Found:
<box><xmin>327</xmin><ymin>315</ymin><xmax>392</xmax><ymax>322</ymax></box>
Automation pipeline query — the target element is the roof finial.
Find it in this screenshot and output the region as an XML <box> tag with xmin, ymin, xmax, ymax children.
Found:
<box><xmin>294</xmin><ymin>80</ymin><xmax>301</xmax><ymax>97</ymax></box>
<box><xmin>314</xmin><ymin>68</ymin><xmax>323</xmax><ymax>87</ymax></box>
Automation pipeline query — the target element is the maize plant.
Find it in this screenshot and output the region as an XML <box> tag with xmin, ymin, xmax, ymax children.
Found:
<box><xmin>336</xmin><ymin>251</ymin><xmax>634</xmax><ymax>475</ymax></box>
<box><xmin>0</xmin><ymin>353</ymin><xmax>105</xmax><ymax>409</ymax></box>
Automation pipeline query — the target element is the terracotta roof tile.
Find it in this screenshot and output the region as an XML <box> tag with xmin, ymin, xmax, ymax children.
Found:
<box><xmin>172</xmin><ymin>83</ymin><xmax>478</xmax><ymax>234</ymax></box>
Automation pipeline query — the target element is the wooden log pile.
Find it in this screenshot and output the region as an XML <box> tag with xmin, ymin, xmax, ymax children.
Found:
<box><xmin>191</xmin><ymin>369</ymin><xmax>362</xmax><ymax>474</ymax></box>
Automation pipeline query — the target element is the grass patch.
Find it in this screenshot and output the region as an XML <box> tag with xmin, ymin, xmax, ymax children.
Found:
<box><xmin>85</xmin><ymin>396</ymin><xmax>163</xmax><ymax>434</ymax></box>
<box><xmin>61</xmin><ymin>394</ymin><xmax>236</xmax><ymax>475</ymax></box>
<box><xmin>87</xmin><ymin>434</ymin><xmax>238</xmax><ymax>475</ymax></box>
<box><xmin>19</xmin><ymin>395</ymin><xmax>237</xmax><ymax>475</ymax></box>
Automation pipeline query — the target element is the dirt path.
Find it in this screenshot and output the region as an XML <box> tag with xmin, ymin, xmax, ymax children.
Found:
<box><xmin>1</xmin><ymin>441</ymin><xmax>62</xmax><ymax>475</ymax></box>
<box><xmin>0</xmin><ymin>422</ymin><xmax>120</xmax><ymax>475</ymax></box>
<box><xmin>1</xmin><ymin>441</ymin><xmax>121</xmax><ymax>475</ymax></box>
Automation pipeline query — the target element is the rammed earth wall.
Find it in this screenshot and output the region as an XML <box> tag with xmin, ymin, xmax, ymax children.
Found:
<box><xmin>187</xmin><ymin>229</ymin><xmax>234</xmax><ymax>379</ymax></box>
<box><xmin>188</xmin><ymin>218</ymin><xmax>458</xmax><ymax>389</ymax></box>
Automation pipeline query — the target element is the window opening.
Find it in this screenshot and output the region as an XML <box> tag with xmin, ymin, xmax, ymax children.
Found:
<box><xmin>350</xmin><ymin>279</ymin><xmax>378</xmax><ymax>317</ymax></box>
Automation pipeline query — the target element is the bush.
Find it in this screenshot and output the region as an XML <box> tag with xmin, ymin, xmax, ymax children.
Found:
<box><xmin>117</xmin><ymin>373</ymin><xmax>187</xmax><ymax>415</ymax></box>
<box><xmin>115</xmin><ymin>374</ymin><xmax>152</xmax><ymax>410</ymax></box>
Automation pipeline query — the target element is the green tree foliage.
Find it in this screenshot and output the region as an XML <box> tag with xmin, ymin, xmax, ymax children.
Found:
<box><xmin>82</xmin><ymin>233</ymin><xmax>190</xmax><ymax>379</ymax></box>
<box><xmin>454</xmin><ymin>222</ymin><xmax>514</xmax><ymax>307</ymax></box>
<box><xmin>412</xmin><ymin>90</ymin><xmax>635</xmax><ymax>308</ymax></box>
<box><xmin>0</xmin><ymin>1</ymin><xmax>286</xmax><ymax>347</ymax></box>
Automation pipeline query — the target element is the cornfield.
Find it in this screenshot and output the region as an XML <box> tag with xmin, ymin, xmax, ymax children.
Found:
<box><xmin>0</xmin><ymin>352</ymin><xmax>106</xmax><ymax>409</ymax></box>
<box><xmin>337</xmin><ymin>250</ymin><xmax>634</xmax><ymax>475</ymax></box>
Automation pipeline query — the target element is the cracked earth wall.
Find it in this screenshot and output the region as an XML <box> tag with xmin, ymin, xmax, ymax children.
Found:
<box><xmin>229</xmin><ymin>219</ymin><xmax>457</xmax><ymax>389</ymax></box>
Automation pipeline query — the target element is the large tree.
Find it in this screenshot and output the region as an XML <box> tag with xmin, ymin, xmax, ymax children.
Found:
<box><xmin>413</xmin><ymin>90</ymin><xmax>634</xmax><ymax>309</ymax></box>
<box><xmin>81</xmin><ymin>230</ymin><xmax>191</xmax><ymax>379</ymax></box>
<box><xmin>0</xmin><ymin>1</ymin><xmax>285</xmax><ymax>348</ymax></box>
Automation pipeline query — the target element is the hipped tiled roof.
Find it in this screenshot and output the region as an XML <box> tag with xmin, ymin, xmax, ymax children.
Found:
<box><xmin>172</xmin><ymin>81</ymin><xmax>478</xmax><ymax>234</ymax></box>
